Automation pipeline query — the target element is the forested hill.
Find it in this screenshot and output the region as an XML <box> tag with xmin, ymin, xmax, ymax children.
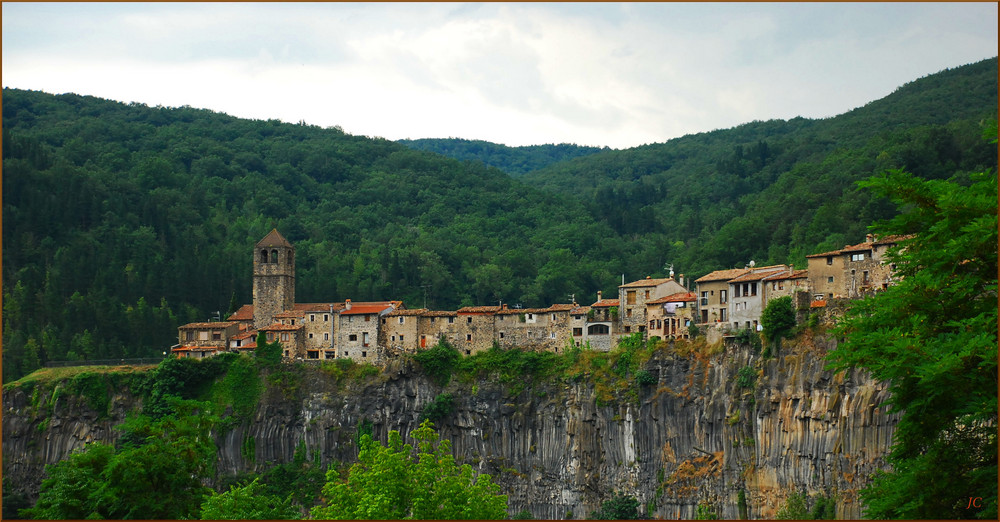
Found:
<box><xmin>2</xmin><ymin>57</ymin><xmax>996</xmax><ymax>381</ymax></box>
<box><xmin>396</xmin><ymin>138</ymin><xmax>607</xmax><ymax>177</ymax></box>
<box><xmin>519</xmin><ymin>57</ymin><xmax>997</xmax><ymax>271</ymax></box>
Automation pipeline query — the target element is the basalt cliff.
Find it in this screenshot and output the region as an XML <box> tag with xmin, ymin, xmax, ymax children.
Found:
<box><xmin>3</xmin><ymin>336</ymin><xmax>896</xmax><ymax>519</ymax></box>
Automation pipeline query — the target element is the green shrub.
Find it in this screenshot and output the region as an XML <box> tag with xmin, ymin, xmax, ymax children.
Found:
<box><xmin>420</xmin><ymin>392</ymin><xmax>455</xmax><ymax>423</ymax></box>
<box><xmin>635</xmin><ymin>370</ymin><xmax>656</xmax><ymax>387</ymax></box>
<box><xmin>413</xmin><ymin>339</ymin><xmax>460</xmax><ymax>387</ymax></box>
<box><xmin>736</xmin><ymin>365</ymin><xmax>757</xmax><ymax>389</ymax></box>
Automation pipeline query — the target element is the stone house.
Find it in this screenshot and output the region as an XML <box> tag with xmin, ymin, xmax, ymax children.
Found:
<box><xmin>456</xmin><ymin>306</ymin><xmax>502</xmax><ymax>355</ymax></box>
<box><xmin>586</xmin><ymin>291</ymin><xmax>620</xmax><ymax>351</ymax></box>
<box><xmin>418</xmin><ymin>310</ymin><xmax>461</xmax><ymax>349</ymax></box>
<box><xmin>568</xmin><ymin>305</ymin><xmax>591</xmax><ymax>347</ymax></box>
<box><xmin>618</xmin><ymin>277</ymin><xmax>688</xmax><ymax>334</ymax></box>
<box><xmin>260</xmin><ymin>322</ymin><xmax>304</xmax><ymax>359</ymax></box>
<box><xmin>335</xmin><ymin>300</ymin><xmax>398</xmax><ymax>362</ymax></box>
<box><xmin>381</xmin><ymin>308</ymin><xmax>428</xmax><ymax>354</ymax></box>
<box><xmin>695</xmin><ymin>269</ymin><xmax>749</xmax><ymax>325</ymax></box>
<box><xmin>728</xmin><ymin>265</ymin><xmax>789</xmax><ymax>331</ymax></box>
<box><xmin>174</xmin><ymin>321</ymin><xmax>240</xmax><ymax>358</ymax></box>
<box><xmin>252</xmin><ymin>230</ymin><xmax>295</xmax><ymax>330</ymax></box>
<box><xmin>806</xmin><ymin>234</ymin><xmax>908</xmax><ymax>300</ymax></box>
<box><xmin>494</xmin><ymin>304</ymin><xmax>575</xmax><ymax>353</ymax></box>
<box><xmin>646</xmin><ymin>292</ymin><xmax>697</xmax><ymax>340</ymax></box>
<box><xmin>298</xmin><ymin>304</ymin><xmax>336</xmax><ymax>360</ymax></box>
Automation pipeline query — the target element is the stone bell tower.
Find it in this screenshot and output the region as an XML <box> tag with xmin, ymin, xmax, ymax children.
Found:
<box><xmin>253</xmin><ymin>229</ymin><xmax>295</xmax><ymax>329</ymax></box>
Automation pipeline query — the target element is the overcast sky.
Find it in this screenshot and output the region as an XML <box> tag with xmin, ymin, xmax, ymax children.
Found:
<box><xmin>3</xmin><ymin>3</ymin><xmax>997</xmax><ymax>148</ymax></box>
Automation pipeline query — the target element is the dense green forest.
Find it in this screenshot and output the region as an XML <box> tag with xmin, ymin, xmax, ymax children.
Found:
<box><xmin>2</xmin><ymin>57</ymin><xmax>996</xmax><ymax>381</ymax></box>
<box><xmin>397</xmin><ymin>138</ymin><xmax>607</xmax><ymax>177</ymax></box>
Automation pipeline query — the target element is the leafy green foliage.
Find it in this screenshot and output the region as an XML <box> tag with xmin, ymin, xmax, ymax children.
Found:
<box><xmin>398</xmin><ymin>138</ymin><xmax>606</xmax><ymax>177</ymax></box>
<box><xmin>255</xmin><ymin>332</ymin><xmax>282</xmax><ymax>367</ymax></box>
<box><xmin>24</xmin><ymin>397</ymin><xmax>218</xmax><ymax>520</ymax></box>
<box><xmin>420</xmin><ymin>392</ymin><xmax>455</xmax><ymax>423</ymax></box>
<box><xmin>413</xmin><ymin>339</ymin><xmax>461</xmax><ymax>387</ymax></box>
<box><xmin>775</xmin><ymin>492</ymin><xmax>810</xmax><ymax>520</ymax></box>
<box><xmin>2</xmin><ymin>60</ymin><xmax>996</xmax><ymax>382</ymax></box>
<box><xmin>760</xmin><ymin>296</ymin><xmax>795</xmax><ymax>342</ymax></box>
<box><xmin>143</xmin><ymin>354</ymin><xmax>235</xmax><ymax>418</ymax></box>
<box><xmin>310</xmin><ymin>420</ymin><xmax>508</xmax><ymax>520</ymax></box>
<box><xmin>200</xmin><ymin>478</ymin><xmax>300</xmax><ymax>520</ymax></box>
<box><xmin>736</xmin><ymin>366</ymin><xmax>757</xmax><ymax>390</ymax></box>
<box><xmin>590</xmin><ymin>492</ymin><xmax>641</xmax><ymax>520</ymax></box>
<box><xmin>827</xmin><ymin>168</ymin><xmax>998</xmax><ymax>519</ymax></box>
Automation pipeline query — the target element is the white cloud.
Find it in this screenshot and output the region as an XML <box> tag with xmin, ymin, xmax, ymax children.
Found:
<box><xmin>3</xmin><ymin>2</ymin><xmax>996</xmax><ymax>148</ymax></box>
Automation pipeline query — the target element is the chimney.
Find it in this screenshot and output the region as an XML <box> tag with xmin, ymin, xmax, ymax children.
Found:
<box><xmin>866</xmin><ymin>233</ymin><xmax>874</xmax><ymax>243</ymax></box>
<box><xmin>345</xmin><ymin>299</ymin><xmax>352</xmax><ymax>311</ymax></box>
<box><xmin>679</xmin><ymin>274</ymin><xmax>685</xmax><ymax>287</ymax></box>
<box><xmin>597</xmin><ymin>290</ymin><xmax>603</xmax><ymax>302</ymax></box>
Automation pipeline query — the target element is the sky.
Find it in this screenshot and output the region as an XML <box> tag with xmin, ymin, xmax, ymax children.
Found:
<box><xmin>2</xmin><ymin>3</ymin><xmax>997</xmax><ymax>149</ymax></box>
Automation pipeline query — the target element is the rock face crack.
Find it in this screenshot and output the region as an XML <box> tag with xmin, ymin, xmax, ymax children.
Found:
<box><xmin>3</xmin><ymin>341</ymin><xmax>896</xmax><ymax>519</ymax></box>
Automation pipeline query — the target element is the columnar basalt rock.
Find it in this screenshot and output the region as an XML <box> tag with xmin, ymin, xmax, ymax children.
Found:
<box><xmin>3</xmin><ymin>338</ymin><xmax>896</xmax><ymax>519</ymax></box>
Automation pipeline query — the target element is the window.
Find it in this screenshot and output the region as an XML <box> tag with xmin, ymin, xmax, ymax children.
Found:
<box><xmin>527</xmin><ymin>313</ymin><xmax>534</xmax><ymax>320</ymax></box>
<box><xmin>466</xmin><ymin>334</ymin><xmax>472</xmax><ymax>342</ymax></box>
<box><xmin>750</xmin><ymin>282</ymin><xmax>757</xmax><ymax>296</ymax></box>
<box><xmin>624</xmin><ymin>326</ymin><xmax>631</xmax><ymax>333</ymax></box>
<box><xmin>324</xmin><ymin>333</ymin><xmax>329</xmax><ymax>341</ymax></box>
<box><xmin>362</xmin><ymin>333</ymin><xmax>369</xmax><ymax>346</ymax></box>
<box><xmin>281</xmin><ymin>333</ymin><xmax>289</xmax><ymax>342</ymax></box>
<box><xmin>310</xmin><ymin>314</ymin><xmax>315</xmax><ymax>322</ymax></box>
<box><xmin>720</xmin><ymin>290</ymin><xmax>727</xmax><ymax>304</ymax></box>
<box><xmin>467</xmin><ymin>317</ymin><xmax>472</xmax><ymax>323</ymax></box>
<box><xmin>309</xmin><ymin>333</ymin><xmax>314</xmax><ymax>339</ymax></box>
<box><xmin>271</xmin><ymin>249</ymin><xmax>278</xmax><ymax>263</ymax></box>
<box><xmin>235</xmin><ymin>339</ymin><xmax>242</xmax><ymax>347</ymax></box>
<box><xmin>391</xmin><ymin>335</ymin><xmax>396</xmax><ymax>342</ymax></box>
<box><xmin>465</xmin><ymin>350</ymin><xmax>471</xmax><ymax>355</ymax></box>
<box><xmin>260</xmin><ymin>249</ymin><xmax>269</xmax><ymax>264</ymax></box>
<box><xmin>644</xmin><ymin>290</ymin><xmax>650</xmax><ymax>299</ymax></box>
<box><xmin>862</xmin><ymin>271</ymin><xmax>870</xmax><ymax>284</ymax></box>
<box><xmin>344</xmin><ymin>351</ymin><xmax>349</xmax><ymax>357</ymax></box>
<box><xmin>364</xmin><ymin>315</ymin><xmax>370</xmax><ymax>322</ymax></box>
<box><xmin>719</xmin><ymin>308</ymin><xmax>727</xmax><ymax>321</ymax></box>
<box><xmin>499</xmin><ymin>332</ymin><xmax>505</xmax><ymax>339</ymax></box>
<box><xmin>199</xmin><ymin>331</ymin><xmax>209</xmax><ymax>341</ymax></box>
<box><xmin>573</xmin><ymin>327</ymin><xmax>582</xmax><ymax>336</ymax></box>
<box><xmin>399</xmin><ymin>335</ymin><xmax>404</xmax><ymax>342</ymax></box>
<box><xmin>267</xmin><ymin>332</ymin><xmax>274</xmax><ymax>341</ymax></box>
<box><xmin>362</xmin><ymin>351</ymin><xmax>367</xmax><ymax>358</ymax></box>
<box><xmin>828</xmin><ymin>276</ymin><xmax>834</xmax><ymax>283</ymax></box>
<box><xmin>550</xmin><ymin>332</ymin><xmax>556</xmax><ymax>339</ymax></box>
<box><xmin>627</xmin><ymin>290</ymin><xmax>636</xmax><ymax>304</ymax></box>
<box><xmin>778</xmin><ymin>281</ymin><xmax>784</xmax><ymax>290</ymax></box>
<box><xmin>851</xmin><ymin>253</ymin><xmax>865</xmax><ymax>261</ymax></box>
<box><xmin>398</xmin><ymin>317</ymin><xmax>405</xmax><ymax>324</ymax></box>
<box><xmin>551</xmin><ymin>314</ymin><xmax>557</xmax><ymax>321</ymax></box>
<box><xmin>349</xmin><ymin>334</ymin><xmax>358</xmax><ymax>342</ymax></box>
<box><xmin>212</xmin><ymin>331</ymin><xmax>222</xmax><ymax>340</ymax></box>
<box><xmin>324</xmin><ymin>314</ymin><xmax>329</xmax><ymax>321</ymax></box>
<box><xmin>448</xmin><ymin>317</ymin><xmax>455</xmax><ymax>324</ymax></box>
<box><xmin>348</xmin><ymin>316</ymin><xmax>353</xmax><ymax>323</ymax></box>
<box><xmin>186</xmin><ymin>331</ymin><xmax>194</xmax><ymax>341</ymax></box>
<box><xmin>308</xmin><ymin>351</ymin><xmax>319</xmax><ymax>359</ymax></box>
<box><xmin>626</xmin><ymin>308</ymin><xmax>632</xmax><ymax>318</ymax></box>
<box><xmin>826</xmin><ymin>256</ymin><xmax>833</xmax><ymax>265</ymax></box>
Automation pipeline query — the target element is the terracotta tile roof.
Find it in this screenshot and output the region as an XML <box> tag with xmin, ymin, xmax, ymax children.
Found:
<box><xmin>806</xmin><ymin>249</ymin><xmax>843</xmax><ymax>259</ymax></box>
<box><xmin>332</xmin><ymin>301</ymin><xmax>398</xmax><ymax>312</ymax></box>
<box><xmin>274</xmin><ymin>310</ymin><xmax>305</xmax><ymax>318</ymax></box>
<box><xmin>810</xmin><ymin>300</ymin><xmax>828</xmax><ymax>308</ymax></box>
<box><xmin>421</xmin><ymin>310</ymin><xmax>458</xmax><ymax>317</ymax></box>
<box><xmin>386</xmin><ymin>308</ymin><xmax>429</xmax><ymax>316</ymax></box>
<box><xmin>295</xmin><ymin>303</ymin><xmax>337</xmax><ymax>312</ymax></box>
<box><xmin>764</xmin><ymin>269</ymin><xmax>809</xmax><ymax>281</ymax></box>
<box><xmin>729</xmin><ymin>268</ymin><xmax>787</xmax><ymax>283</ymax></box>
<box><xmin>228</xmin><ymin>304</ymin><xmax>254</xmax><ymax>321</ymax></box>
<box><xmin>591</xmin><ymin>299</ymin><xmax>620</xmax><ymax>308</ymax></box>
<box><xmin>231</xmin><ymin>330</ymin><xmax>258</xmax><ymax>341</ymax></box>
<box><xmin>620</xmin><ymin>277</ymin><xmax>677</xmax><ymax>288</ymax></box>
<box><xmin>256</xmin><ymin>228</ymin><xmax>293</xmax><ymax>248</ymax></box>
<box><xmin>179</xmin><ymin>321</ymin><xmax>236</xmax><ymax>329</ymax></box>
<box><xmin>807</xmin><ymin>234</ymin><xmax>914</xmax><ymax>258</ymax></box>
<box><xmin>340</xmin><ymin>304</ymin><xmax>395</xmax><ymax>316</ymax></box>
<box><xmin>695</xmin><ymin>268</ymin><xmax>750</xmax><ymax>283</ymax></box>
<box><xmin>496</xmin><ymin>307</ymin><xmax>549</xmax><ymax>315</ymax></box>
<box><xmin>546</xmin><ymin>304</ymin><xmax>576</xmax><ymax>312</ymax></box>
<box><xmin>171</xmin><ymin>345</ymin><xmax>221</xmax><ymax>353</ymax></box>
<box><xmin>570</xmin><ymin>306</ymin><xmax>591</xmax><ymax>315</ymax></box>
<box><xmin>647</xmin><ymin>292</ymin><xmax>697</xmax><ymax>305</ymax></box>
<box><xmin>457</xmin><ymin>306</ymin><xmax>502</xmax><ymax>314</ymax></box>
<box><xmin>260</xmin><ymin>323</ymin><xmax>303</xmax><ymax>331</ymax></box>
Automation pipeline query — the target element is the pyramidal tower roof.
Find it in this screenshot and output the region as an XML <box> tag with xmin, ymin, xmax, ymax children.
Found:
<box><xmin>256</xmin><ymin>229</ymin><xmax>292</xmax><ymax>248</ymax></box>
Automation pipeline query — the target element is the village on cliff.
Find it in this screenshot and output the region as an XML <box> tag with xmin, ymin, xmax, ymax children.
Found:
<box><xmin>172</xmin><ymin>229</ymin><xmax>907</xmax><ymax>362</ymax></box>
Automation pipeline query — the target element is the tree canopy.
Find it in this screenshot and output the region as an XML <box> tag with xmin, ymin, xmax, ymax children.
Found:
<box><xmin>826</xmin><ymin>166</ymin><xmax>998</xmax><ymax>519</ymax></box>
<box><xmin>310</xmin><ymin>420</ymin><xmax>508</xmax><ymax>520</ymax></box>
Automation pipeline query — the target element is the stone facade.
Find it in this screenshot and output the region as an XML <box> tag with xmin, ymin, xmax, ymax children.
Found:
<box><xmin>618</xmin><ymin>277</ymin><xmax>688</xmax><ymax>334</ymax></box>
<box><xmin>253</xmin><ymin>229</ymin><xmax>295</xmax><ymax>329</ymax></box>
<box><xmin>646</xmin><ymin>292</ymin><xmax>696</xmax><ymax>339</ymax></box>
<box><xmin>806</xmin><ymin>234</ymin><xmax>907</xmax><ymax>300</ymax></box>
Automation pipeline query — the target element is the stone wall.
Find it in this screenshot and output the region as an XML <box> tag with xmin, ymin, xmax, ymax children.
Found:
<box><xmin>3</xmin><ymin>336</ymin><xmax>896</xmax><ymax>519</ymax></box>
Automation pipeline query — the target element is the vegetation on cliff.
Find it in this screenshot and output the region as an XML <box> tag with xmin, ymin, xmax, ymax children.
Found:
<box><xmin>828</xmin><ymin>163</ymin><xmax>998</xmax><ymax>518</ymax></box>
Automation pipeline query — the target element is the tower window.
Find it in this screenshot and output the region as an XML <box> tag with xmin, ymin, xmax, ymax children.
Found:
<box><xmin>271</xmin><ymin>249</ymin><xmax>279</xmax><ymax>263</ymax></box>
<box><xmin>260</xmin><ymin>249</ymin><xmax>269</xmax><ymax>263</ymax></box>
